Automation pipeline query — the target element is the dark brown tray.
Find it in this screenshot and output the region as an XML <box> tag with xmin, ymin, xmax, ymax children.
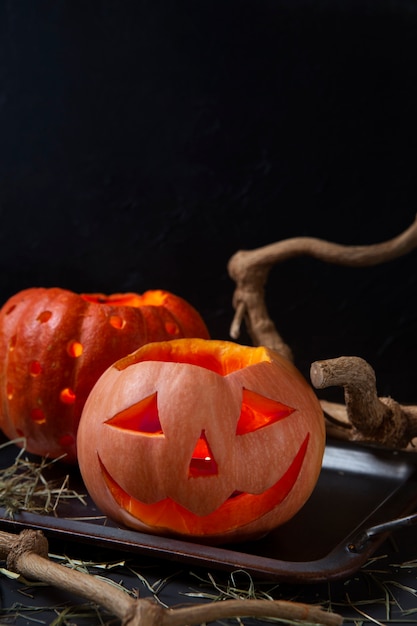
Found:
<box><xmin>1</xmin><ymin>437</ymin><xmax>417</xmax><ymax>583</ymax></box>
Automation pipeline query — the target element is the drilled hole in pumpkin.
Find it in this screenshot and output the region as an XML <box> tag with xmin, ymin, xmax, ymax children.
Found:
<box><xmin>58</xmin><ymin>433</ymin><xmax>75</xmax><ymax>447</ymax></box>
<box><xmin>188</xmin><ymin>430</ymin><xmax>218</xmax><ymax>478</ymax></box>
<box><xmin>109</xmin><ymin>315</ymin><xmax>126</xmax><ymax>330</ymax></box>
<box><xmin>60</xmin><ymin>388</ymin><xmax>76</xmax><ymax>404</ymax></box>
<box><xmin>30</xmin><ymin>408</ymin><xmax>46</xmax><ymax>424</ymax></box>
<box><xmin>9</xmin><ymin>335</ymin><xmax>16</xmax><ymax>351</ymax></box>
<box><xmin>5</xmin><ymin>304</ymin><xmax>16</xmax><ymax>315</ymax></box>
<box><xmin>236</xmin><ymin>388</ymin><xmax>295</xmax><ymax>435</ymax></box>
<box><xmin>6</xmin><ymin>382</ymin><xmax>13</xmax><ymax>400</ymax></box>
<box><xmin>37</xmin><ymin>310</ymin><xmax>52</xmax><ymax>323</ymax></box>
<box><xmin>67</xmin><ymin>340</ymin><xmax>83</xmax><ymax>358</ymax></box>
<box><xmin>164</xmin><ymin>321</ymin><xmax>179</xmax><ymax>335</ymax></box>
<box><xmin>105</xmin><ymin>393</ymin><xmax>163</xmax><ymax>435</ymax></box>
<box><xmin>16</xmin><ymin>428</ymin><xmax>24</xmax><ymax>437</ymax></box>
<box><xmin>29</xmin><ymin>360</ymin><xmax>42</xmax><ymax>376</ymax></box>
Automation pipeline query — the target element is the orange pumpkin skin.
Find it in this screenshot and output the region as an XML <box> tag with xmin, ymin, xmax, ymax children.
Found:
<box><xmin>77</xmin><ymin>338</ymin><xmax>325</xmax><ymax>544</ymax></box>
<box><xmin>0</xmin><ymin>288</ymin><xmax>209</xmax><ymax>463</ymax></box>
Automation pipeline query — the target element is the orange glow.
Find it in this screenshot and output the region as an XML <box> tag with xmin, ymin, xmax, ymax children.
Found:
<box><xmin>132</xmin><ymin>290</ymin><xmax>168</xmax><ymax>307</ymax></box>
<box><xmin>188</xmin><ymin>430</ymin><xmax>218</xmax><ymax>477</ymax></box>
<box><xmin>106</xmin><ymin>393</ymin><xmax>163</xmax><ymax>435</ymax></box>
<box><xmin>6</xmin><ymin>382</ymin><xmax>13</xmax><ymax>400</ymax></box>
<box><xmin>236</xmin><ymin>389</ymin><xmax>295</xmax><ymax>435</ymax></box>
<box><xmin>99</xmin><ymin>434</ymin><xmax>309</xmax><ymax>536</ymax></box>
<box><xmin>116</xmin><ymin>339</ymin><xmax>271</xmax><ymax>377</ymax></box>
<box><xmin>81</xmin><ymin>293</ymin><xmax>145</xmax><ymax>307</ymax></box>
<box><xmin>109</xmin><ymin>315</ymin><xmax>126</xmax><ymax>329</ymax></box>
<box><xmin>60</xmin><ymin>388</ymin><xmax>76</xmax><ymax>404</ymax></box>
<box><xmin>67</xmin><ymin>340</ymin><xmax>83</xmax><ymax>358</ymax></box>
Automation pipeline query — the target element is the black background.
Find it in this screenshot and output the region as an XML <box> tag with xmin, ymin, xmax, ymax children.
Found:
<box><xmin>1</xmin><ymin>0</ymin><xmax>417</xmax><ymax>402</ymax></box>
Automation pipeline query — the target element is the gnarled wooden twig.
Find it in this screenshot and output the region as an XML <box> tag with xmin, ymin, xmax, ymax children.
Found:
<box><xmin>0</xmin><ymin>528</ymin><xmax>343</xmax><ymax>626</ymax></box>
<box><xmin>310</xmin><ymin>356</ymin><xmax>417</xmax><ymax>450</ymax></box>
<box><xmin>228</xmin><ymin>215</ymin><xmax>417</xmax><ymax>360</ymax></box>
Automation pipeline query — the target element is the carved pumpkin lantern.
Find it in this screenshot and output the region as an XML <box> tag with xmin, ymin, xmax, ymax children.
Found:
<box><xmin>77</xmin><ymin>338</ymin><xmax>325</xmax><ymax>543</ymax></box>
<box><xmin>0</xmin><ymin>288</ymin><xmax>209</xmax><ymax>463</ymax></box>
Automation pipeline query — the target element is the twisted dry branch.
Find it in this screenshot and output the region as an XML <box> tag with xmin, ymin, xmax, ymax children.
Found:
<box><xmin>228</xmin><ymin>214</ymin><xmax>417</xmax><ymax>360</ymax></box>
<box><xmin>310</xmin><ymin>356</ymin><xmax>417</xmax><ymax>450</ymax></box>
<box><xmin>0</xmin><ymin>528</ymin><xmax>343</xmax><ymax>626</ymax></box>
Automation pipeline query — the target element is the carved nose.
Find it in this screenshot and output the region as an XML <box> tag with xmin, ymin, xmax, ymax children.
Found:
<box><xmin>188</xmin><ymin>429</ymin><xmax>218</xmax><ymax>478</ymax></box>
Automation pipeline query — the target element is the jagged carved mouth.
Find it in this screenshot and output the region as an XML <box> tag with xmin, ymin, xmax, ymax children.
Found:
<box><xmin>98</xmin><ymin>433</ymin><xmax>309</xmax><ymax>536</ymax></box>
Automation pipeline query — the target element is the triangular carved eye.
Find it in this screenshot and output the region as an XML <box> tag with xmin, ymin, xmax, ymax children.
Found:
<box><xmin>236</xmin><ymin>388</ymin><xmax>295</xmax><ymax>435</ymax></box>
<box><xmin>105</xmin><ymin>392</ymin><xmax>163</xmax><ymax>435</ymax></box>
<box><xmin>188</xmin><ymin>430</ymin><xmax>218</xmax><ymax>478</ymax></box>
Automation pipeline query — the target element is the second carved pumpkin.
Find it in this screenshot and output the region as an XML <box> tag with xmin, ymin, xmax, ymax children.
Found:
<box><xmin>0</xmin><ymin>287</ymin><xmax>209</xmax><ymax>462</ymax></box>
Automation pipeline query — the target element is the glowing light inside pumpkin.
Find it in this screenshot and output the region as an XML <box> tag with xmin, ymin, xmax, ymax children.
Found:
<box><xmin>106</xmin><ymin>392</ymin><xmax>163</xmax><ymax>435</ymax></box>
<box><xmin>6</xmin><ymin>383</ymin><xmax>13</xmax><ymax>400</ymax></box>
<box><xmin>236</xmin><ymin>389</ymin><xmax>295</xmax><ymax>435</ymax></box>
<box><xmin>116</xmin><ymin>340</ymin><xmax>274</xmax><ymax>377</ymax></box>
<box><xmin>109</xmin><ymin>315</ymin><xmax>126</xmax><ymax>329</ymax></box>
<box><xmin>81</xmin><ymin>293</ymin><xmax>144</xmax><ymax>307</ymax></box>
<box><xmin>132</xmin><ymin>291</ymin><xmax>168</xmax><ymax>307</ymax></box>
<box><xmin>104</xmin><ymin>382</ymin><xmax>296</xmax><ymax>480</ymax></box>
<box><xmin>60</xmin><ymin>387</ymin><xmax>76</xmax><ymax>404</ymax></box>
<box><xmin>189</xmin><ymin>430</ymin><xmax>218</xmax><ymax>477</ymax></box>
<box><xmin>67</xmin><ymin>340</ymin><xmax>83</xmax><ymax>358</ymax></box>
<box><xmin>98</xmin><ymin>433</ymin><xmax>309</xmax><ymax>535</ymax></box>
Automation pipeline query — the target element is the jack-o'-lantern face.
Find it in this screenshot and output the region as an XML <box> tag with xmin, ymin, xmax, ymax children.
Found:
<box><xmin>77</xmin><ymin>339</ymin><xmax>325</xmax><ymax>543</ymax></box>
